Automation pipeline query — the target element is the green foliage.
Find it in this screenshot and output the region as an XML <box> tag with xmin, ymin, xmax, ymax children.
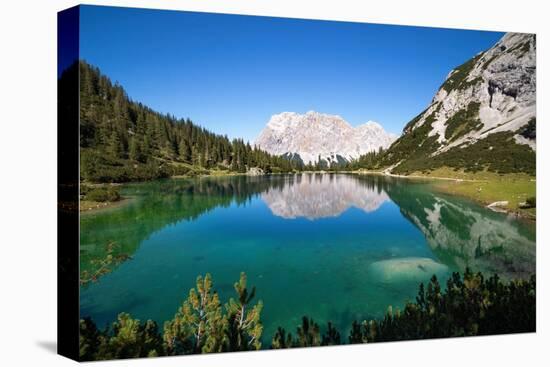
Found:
<box><xmin>81</xmin><ymin>272</ymin><xmax>263</xmax><ymax>360</ymax></box>
<box><xmin>81</xmin><ymin>148</ymin><xmax>171</xmax><ymax>183</ymax></box>
<box><xmin>402</xmin><ymin>108</ymin><xmax>428</xmax><ymax>134</ymax></box>
<box><xmin>79</xmin><ymin>318</ymin><xmax>100</xmax><ymax>360</ymax></box>
<box><xmin>225</xmin><ymin>272</ymin><xmax>264</xmax><ymax>351</ymax></box>
<box><xmin>96</xmin><ymin>313</ymin><xmax>164</xmax><ymax>360</ymax></box>
<box><xmin>379</xmin><ymin>100</ymin><xmax>534</xmax><ymax>176</ymax></box>
<box><xmin>80</xmin><ymin>242</ymin><xmax>131</xmax><ymax>286</ymax></box>
<box><xmin>348</xmin><ymin>270</ymin><xmax>535</xmax><ymax>343</ymax></box>
<box><xmin>391</xmin><ymin>131</ymin><xmax>535</xmax><ymax>175</ymax></box>
<box><xmin>162</xmin><ymin>272</ymin><xmax>263</xmax><ymax>355</ymax></box>
<box><xmin>271</xmin><ymin>327</ymin><xmax>293</xmax><ymax>349</ymax></box>
<box><xmin>270</xmin><ymin>317</ymin><xmax>342</xmax><ymax>349</ymax></box>
<box><xmin>444</xmin><ymin>102</ymin><xmax>482</xmax><ymax>141</ymax></box>
<box><xmin>505</xmin><ymin>39</ymin><xmax>532</xmax><ymax>58</ymax></box>
<box><xmin>378</xmin><ymin>109</ymin><xmax>440</xmax><ymax>170</ymax></box>
<box><xmin>348</xmin><ymin>320</ymin><xmax>367</xmax><ymax>344</ymax></box>
<box><xmin>482</xmin><ymin>54</ymin><xmax>499</xmax><ymax>70</ymax></box>
<box><xmin>520</xmin><ymin>118</ymin><xmax>536</xmax><ymax>140</ymax></box>
<box><xmin>77</xmin><ymin>61</ymin><xmax>297</xmax><ymax>182</ymax></box>
<box><xmin>271</xmin><ymin>270</ymin><xmax>534</xmax><ymax>350</ymax></box>
<box><xmin>345</xmin><ymin>148</ymin><xmax>385</xmax><ymax>170</ymax></box>
<box><xmin>440</xmin><ymin>53</ymin><xmax>484</xmax><ymax>93</ymax></box>
<box><xmin>524</xmin><ymin>196</ymin><xmax>536</xmax><ymax>208</ymax></box>
<box><xmin>163</xmin><ymin>274</ymin><xmax>227</xmax><ymax>354</ymax></box>
<box><xmin>321</xmin><ymin>322</ymin><xmax>341</xmax><ymax>346</ymax></box>
<box><xmin>82</xmin><ymin>185</ymin><xmax>121</xmax><ymax>202</ymax></box>
<box><xmin>295</xmin><ymin>317</ymin><xmax>321</xmax><ymax>347</ymax></box>
<box><xmin>79</xmin><ymin>314</ymin><xmax>164</xmax><ymax>361</ymax></box>
<box><xmin>80</xmin><ymin>270</ymin><xmax>535</xmax><ymax>360</ymax></box>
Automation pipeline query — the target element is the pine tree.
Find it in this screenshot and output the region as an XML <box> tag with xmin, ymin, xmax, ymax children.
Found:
<box><xmin>94</xmin><ymin>313</ymin><xmax>164</xmax><ymax>360</ymax></box>
<box><xmin>79</xmin><ymin>318</ymin><xmax>101</xmax><ymax>360</ymax></box>
<box><xmin>178</xmin><ymin>138</ymin><xmax>192</xmax><ymax>162</ymax></box>
<box><xmin>107</xmin><ymin>131</ymin><xmax>123</xmax><ymax>159</ymax></box>
<box><xmin>224</xmin><ymin>272</ymin><xmax>263</xmax><ymax>351</ymax></box>
<box><xmin>129</xmin><ymin>137</ymin><xmax>141</xmax><ymax>162</ymax></box>
<box><xmin>321</xmin><ymin>322</ymin><xmax>341</xmax><ymax>346</ymax></box>
<box><xmin>271</xmin><ymin>327</ymin><xmax>293</xmax><ymax>349</ymax></box>
<box><xmin>76</xmin><ymin>60</ymin><xmax>301</xmax><ymax>183</ymax></box>
<box><xmin>294</xmin><ymin>317</ymin><xmax>321</xmax><ymax>347</ymax></box>
<box><xmin>163</xmin><ymin>274</ymin><xmax>226</xmax><ymax>354</ymax></box>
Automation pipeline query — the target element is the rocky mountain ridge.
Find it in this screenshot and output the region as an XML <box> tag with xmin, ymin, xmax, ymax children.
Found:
<box><xmin>255</xmin><ymin>111</ymin><xmax>397</xmax><ymax>166</ymax></box>
<box><xmin>380</xmin><ymin>32</ymin><xmax>536</xmax><ymax>174</ymax></box>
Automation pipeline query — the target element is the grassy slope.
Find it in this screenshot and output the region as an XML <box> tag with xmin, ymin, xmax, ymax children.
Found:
<box><xmin>417</xmin><ymin>167</ymin><xmax>536</xmax><ymax>218</ymax></box>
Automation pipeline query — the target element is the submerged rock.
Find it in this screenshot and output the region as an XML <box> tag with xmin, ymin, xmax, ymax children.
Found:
<box><xmin>247</xmin><ymin>167</ymin><xmax>264</xmax><ymax>176</ymax></box>
<box><xmin>487</xmin><ymin>201</ymin><xmax>509</xmax><ymax>208</ymax></box>
<box><xmin>367</xmin><ymin>257</ymin><xmax>448</xmax><ymax>283</ymax></box>
<box><xmin>487</xmin><ymin>201</ymin><xmax>509</xmax><ymax>213</ymax></box>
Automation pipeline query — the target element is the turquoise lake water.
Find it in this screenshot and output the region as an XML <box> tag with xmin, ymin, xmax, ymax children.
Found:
<box><xmin>79</xmin><ymin>174</ymin><xmax>535</xmax><ymax>343</ymax></box>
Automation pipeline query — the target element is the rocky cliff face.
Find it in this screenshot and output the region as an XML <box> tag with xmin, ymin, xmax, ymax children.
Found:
<box><xmin>255</xmin><ymin>111</ymin><xmax>397</xmax><ymax>165</ymax></box>
<box><xmin>381</xmin><ymin>32</ymin><xmax>536</xmax><ymax>174</ymax></box>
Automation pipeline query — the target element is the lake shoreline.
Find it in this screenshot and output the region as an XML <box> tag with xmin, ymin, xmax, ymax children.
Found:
<box><xmin>432</xmin><ymin>181</ymin><xmax>536</xmax><ymax>221</ymax></box>
<box><xmin>79</xmin><ymin>173</ymin><xmax>536</xmax><ymax>357</ymax></box>
<box><xmin>80</xmin><ymin>197</ymin><xmax>132</xmax><ymax>214</ymax></box>
<box><xmin>80</xmin><ymin>168</ymin><xmax>535</xmax><ymax>220</ymax></box>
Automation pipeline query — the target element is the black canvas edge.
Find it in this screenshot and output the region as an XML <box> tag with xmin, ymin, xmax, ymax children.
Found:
<box><xmin>57</xmin><ymin>5</ymin><xmax>81</xmax><ymax>361</ymax></box>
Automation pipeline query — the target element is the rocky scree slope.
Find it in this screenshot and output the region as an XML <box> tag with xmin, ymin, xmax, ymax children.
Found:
<box><xmin>379</xmin><ymin>32</ymin><xmax>536</xmax><ymax>175</ymax></box>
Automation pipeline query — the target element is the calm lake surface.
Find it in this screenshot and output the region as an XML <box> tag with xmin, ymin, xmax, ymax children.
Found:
<box><xmin>80</xmin><ymin>174</ymin><xmax>535</xmax><ymax>342</ymax></box>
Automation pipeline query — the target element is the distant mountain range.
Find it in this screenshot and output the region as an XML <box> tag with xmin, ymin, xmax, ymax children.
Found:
<box><xmin>77</xmin><ymin>31</ymin><xmax>535</xmax><ymax>177</ymax></box>
<box><xmin>255</xmin><ymin>111</ymin><xmax>397</xmax><ymax>165</ymax></box>
<box><xmin>255</xmin><ymin>32</ymin><xmax>536</xmax><ymax>174</ymax></box>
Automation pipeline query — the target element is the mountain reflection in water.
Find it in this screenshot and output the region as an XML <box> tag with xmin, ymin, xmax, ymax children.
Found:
<box><xmin>80</xmin><ymin>173</ymin><xmax>535</xmax><ymax>341</ymax></box>
<box><xmin>81</xmin><ymin>174</ymin><xmax>535</xmax><ymax>280</ymax></box>
<box><xmin>262</xmin><ymin>174</ymin><xmax>389</xmax><ymax>219</ymax></box>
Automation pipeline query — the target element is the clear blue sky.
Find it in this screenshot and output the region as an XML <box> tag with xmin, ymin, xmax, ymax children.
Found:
<box><xmin>79</xmin><ymin>5</ymin><xmax>504</xmax><ymax>142</ymax></box>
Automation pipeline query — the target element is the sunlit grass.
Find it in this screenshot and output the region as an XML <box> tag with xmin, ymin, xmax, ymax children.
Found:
<box><xmin>418</xmin><ymin>167</ymin><xmax>536</xmax><ymax>218</ymax></box>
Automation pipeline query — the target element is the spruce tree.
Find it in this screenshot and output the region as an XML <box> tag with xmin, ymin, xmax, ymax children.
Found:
<box><xmin>163</xmin><ymin>274</ymin><xmax>226</xmax><ymax>354</ymax></box>
<box><xmin>225</xmin><ymin>272</ymin><xmax>263</xmax><ymax>351</ymax></box>
<box><xmin>107</xmin><ymin>131</ymin><xmax>123</xmax><ymax>159</ymax></box>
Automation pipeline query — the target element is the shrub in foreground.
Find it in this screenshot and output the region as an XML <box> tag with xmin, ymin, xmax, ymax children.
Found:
<box><xmin>79</xmin><ymin>269</ymin><xmax>535</xmax><ymax>360</ymax></box>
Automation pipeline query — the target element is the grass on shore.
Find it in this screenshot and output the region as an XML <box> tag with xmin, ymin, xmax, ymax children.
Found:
<box><xmin>417</xmin><ymin>167</ymin><xmax>536</xmax><ymax>218</ymax></box>
<box><xmin>80</xmin><ymin>199</ymin><xmax>128</xmax><ymax>213</ymax></box>
<box><xmin>79</xmin><ymin>166</ymin><xmax>537</xmax><ymax>219</ymax></box>
<box><xmin>172</xmin><ymin>168</ymin><xmax>240</xmax><ymax>178</ymax></box>
<box><xmin>80</xmin><ymin>184</ymin><xmax>126</xmax><ymax>213</ymax></box>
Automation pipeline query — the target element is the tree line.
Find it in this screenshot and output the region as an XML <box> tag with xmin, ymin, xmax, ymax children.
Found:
<box><xmin>77</xmin><ymin>61</ymin><xmax>298</xmax><ymax>183</ymax></box>
<box><xmin>76</xmin><ymin>60</ymin><xmax>394</xmax><ymax>182</ymax></box>
<box><xmin>79</xmin><ymin>269</ymin><xmax>535</xmax><ymax>361</ymax></box>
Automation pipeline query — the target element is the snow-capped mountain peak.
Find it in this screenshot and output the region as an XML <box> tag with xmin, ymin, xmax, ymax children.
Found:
<box><xmin>255</xmin><ymin>111</ymin><xmax>397</xmax><ymax>165</ymax></box>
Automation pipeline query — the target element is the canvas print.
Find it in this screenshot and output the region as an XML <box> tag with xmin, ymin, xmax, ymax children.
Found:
<box><xmin>58</xmin><ymin>4</ymin><xmax>536</xmax><ymax>362</ymax></box>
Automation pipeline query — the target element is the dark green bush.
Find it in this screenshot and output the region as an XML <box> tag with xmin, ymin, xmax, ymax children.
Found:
<box><xmin>440</xmin><ymin>53</ymin><xmax>484</xmax><ymax>93</ymax></box>
<box><xmin>80</xmin><ymin>270</ymin><xmax>535</xmax><ymax>360</ymax></box>
<box><xmin>526</xmin><ymin>196</ymin><xmax>536</xmax><ymax>208</ymax></box>
<box><xmin>84</xmin><ymin>186</ymin><xmax>121</xmax><ymax>202</ymax></box>
<box><xmin>445</xmin><ymin>102</ymin><xmax>482</xmax><ymax>141</ymax></box>
<box><xmin>391</xmin><ymin>131</ymin><xmax>536</xmax><ymax>175</ymax></box>
<box><xmin>520</xmin><ymin>118</ymin><xmax>536</xmax><ymax>140</ymax></box>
